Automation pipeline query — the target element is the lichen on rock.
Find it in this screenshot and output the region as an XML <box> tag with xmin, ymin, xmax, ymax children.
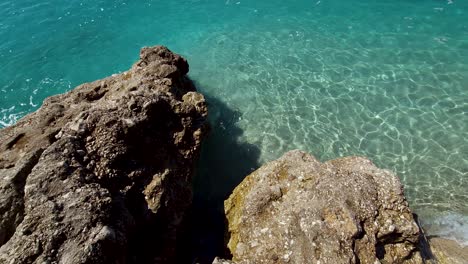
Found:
<box><xmin>224</xmin><ymin>150</ymin><xmax>423</xmax><ymax>264</ymax></box>
<box><xmin>0</xmin><ymin>46</ymin><xmax>207</xmax><ymax>263</ymax></box>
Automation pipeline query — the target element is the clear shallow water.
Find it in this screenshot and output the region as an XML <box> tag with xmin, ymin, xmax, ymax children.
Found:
<box><xmin>1</xmin><ymin>0</ymin><xmax>467</xmax><ymax>245</ymax></box>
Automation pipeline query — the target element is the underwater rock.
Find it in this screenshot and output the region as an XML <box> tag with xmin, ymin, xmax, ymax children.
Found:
<box><xmin>428</xmin><ymin>237</ymin><xmax>468</xmax><ymax>264</ymax></box>
<box><xmin>224</xmin><ymin>150</ymin><xmax>423</xmax><ymax>264</ymax></box>
<box><xmin>0</xmin><ymin>46</ymin><xmax>207</xmax><ymax>263</ymax></box>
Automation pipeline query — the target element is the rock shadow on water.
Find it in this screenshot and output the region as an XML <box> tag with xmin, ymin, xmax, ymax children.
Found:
<box><xmin>180</xmin><ymin>82</ymin><xmax>261</xmax><ymax>264</ymax></box>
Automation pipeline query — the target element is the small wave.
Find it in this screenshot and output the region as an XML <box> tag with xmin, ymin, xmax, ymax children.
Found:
<box><xmin>422</xmin><ymin>213</ymin><xmax>468</xmax><ymax>247</ymax></box>
<box><xmin>0</xmin><ymin>107</ymin><xmax>24</xmax><ymax>128</ymax></box>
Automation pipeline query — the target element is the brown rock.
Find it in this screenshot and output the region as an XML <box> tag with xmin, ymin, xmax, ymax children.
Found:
<box><xmin>224</xmin><ymin>150</ymin><xmax>423</xmax><ymax>264</ymax></box>
<box><xmin>0</xmin><ymin>46</ymin><xmax>207</xmax><ymax>263</ymax></box>
<box><xmin>428</xmin><ymin>237</ymin><xmax>468</xmax><ymax>264</ymax></box>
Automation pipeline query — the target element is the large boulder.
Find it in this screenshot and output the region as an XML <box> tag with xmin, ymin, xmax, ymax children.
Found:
<box><xmin>0</xmin><ymin>46</ymin><xmax>207</xmax><ymax>263</ymax></box>
<box><xmin>224</xmin><ymin>150</ymin><xmax>423</xmax><ymax>264</ymax></box>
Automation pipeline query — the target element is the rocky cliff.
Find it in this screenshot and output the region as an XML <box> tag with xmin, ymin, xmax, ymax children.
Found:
<box><xmin>224</xmin><ymin>150</ymin><xmax>423</xmax><ymax>264</ymax></box>
<box><xmin>0</xmin><ymin>46</ymin><xmax>207</xmax><ymax>263</ymax></box>
<box><xmin>1</xmin><ymin>46</ymin><xmax>460</xmax><ymax>264</ymax></box>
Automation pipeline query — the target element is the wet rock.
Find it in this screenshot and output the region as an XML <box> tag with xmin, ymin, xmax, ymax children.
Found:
<box><xmin>428</xmin><ymin>237</ymin><xmax>468</xmax><ymax>264</ymax></box>
<box><xmin>0</xmin><ymin>46</ymin><xmax>207</xmax><ymax>263</ymax></box>
<box><xmin>224</xmin><ymin>150</ymin><xmax>423</xmax><ymax>264</ymax></box>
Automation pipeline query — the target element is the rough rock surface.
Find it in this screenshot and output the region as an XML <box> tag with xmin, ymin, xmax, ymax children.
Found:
<box><xmin>428</xmin><ymin>237</ymin><xmax>468</xmax><ymax>264</ymax></box>
<box><xmin>0</xmin><ymin>46</ymin><xmax>207</xmax><ymax>263</ymax></box>
<box><xmin>224</xmin><ymin>150</ymin><xmax>423</xmax><ymax>264</ymax></box>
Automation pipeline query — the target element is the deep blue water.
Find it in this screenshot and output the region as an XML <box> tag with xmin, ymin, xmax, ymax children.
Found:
<box><xmin>0</xmin><ymin>0</ymin><xmax>467</xmax><ymax>245</ymax></box>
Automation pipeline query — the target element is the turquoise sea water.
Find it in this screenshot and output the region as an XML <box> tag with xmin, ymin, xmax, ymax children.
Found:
<box><xmin>1</xmin><ymin>0</ymin><xmax>467</xmax><ymax>246</ymax></box>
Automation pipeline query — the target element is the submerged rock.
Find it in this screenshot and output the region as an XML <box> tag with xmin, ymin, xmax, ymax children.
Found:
<box><xmin>0</xmin><ymin>46</ymin><xmax>207</xmax><ymax>263</ymax></box>
<box><xmin>428</xmin><ymin>237</ymin><xmax>468</xmax><ymax>264</ymax></box>
<box><xmin>224</xmin><ymin>150</ymin><xmax>423</xmax><ymax>264</ymax></box>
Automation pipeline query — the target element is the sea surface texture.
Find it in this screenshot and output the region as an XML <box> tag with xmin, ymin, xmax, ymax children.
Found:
<box><xmin>0</xmin><ymin>0</ymin><xmax>467</xmax><ymax>245</ymax></box>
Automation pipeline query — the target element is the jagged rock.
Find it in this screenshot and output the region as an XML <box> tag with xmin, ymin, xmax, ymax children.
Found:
<box><xmin>0</xmin><ymin>46</ymin><xmax>207</xmax><ymax>263</ymax></box>
<box><xmin>212</xmin><ymin>257</ymin><xmax>235</xmax><ymax>264</ymax></box>
<box><xmin>224</xmin><ymin>150</ymin><xmax>423</xmax><ymax>264</ymax></box>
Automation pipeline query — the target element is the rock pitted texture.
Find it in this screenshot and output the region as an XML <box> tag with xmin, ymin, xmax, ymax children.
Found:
<box><xmin>225</xmin><ymin>150</ymin><xmax>423</xmax><ymax>264</ymax></box>
<box><xmin>0</xmin><ymin>46</ymin><xmax>207</xmax><ymax>263</ymax></box>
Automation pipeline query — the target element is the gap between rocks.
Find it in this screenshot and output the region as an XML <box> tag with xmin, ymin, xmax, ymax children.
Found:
<box><xmin>181</xmin><ymin>91</ymin><xmax>261</xmax><ymax>264</ymax></box>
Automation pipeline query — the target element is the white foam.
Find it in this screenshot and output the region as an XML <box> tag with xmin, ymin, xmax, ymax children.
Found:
<box><xmin>0</xmin><ymin>107</ymin><xmax>23</xmax><ymax>128</ymax></box>
<box><xmin>422</xmin><ymin>213</ymin><xmax>468</xmax><ymax>247</ymax></box>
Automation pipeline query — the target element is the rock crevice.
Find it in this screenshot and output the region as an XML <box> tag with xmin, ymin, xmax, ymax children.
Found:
<box><xmin>0</xmin><ymin>148</ymin><xmax>44</xmax><ymax>247</ymax></box>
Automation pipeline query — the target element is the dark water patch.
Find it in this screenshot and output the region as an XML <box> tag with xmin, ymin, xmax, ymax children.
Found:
<box><xmin>179</xmin><ymin>87</ymin><xmax>261</xmax><ymax>263</ymax></box>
